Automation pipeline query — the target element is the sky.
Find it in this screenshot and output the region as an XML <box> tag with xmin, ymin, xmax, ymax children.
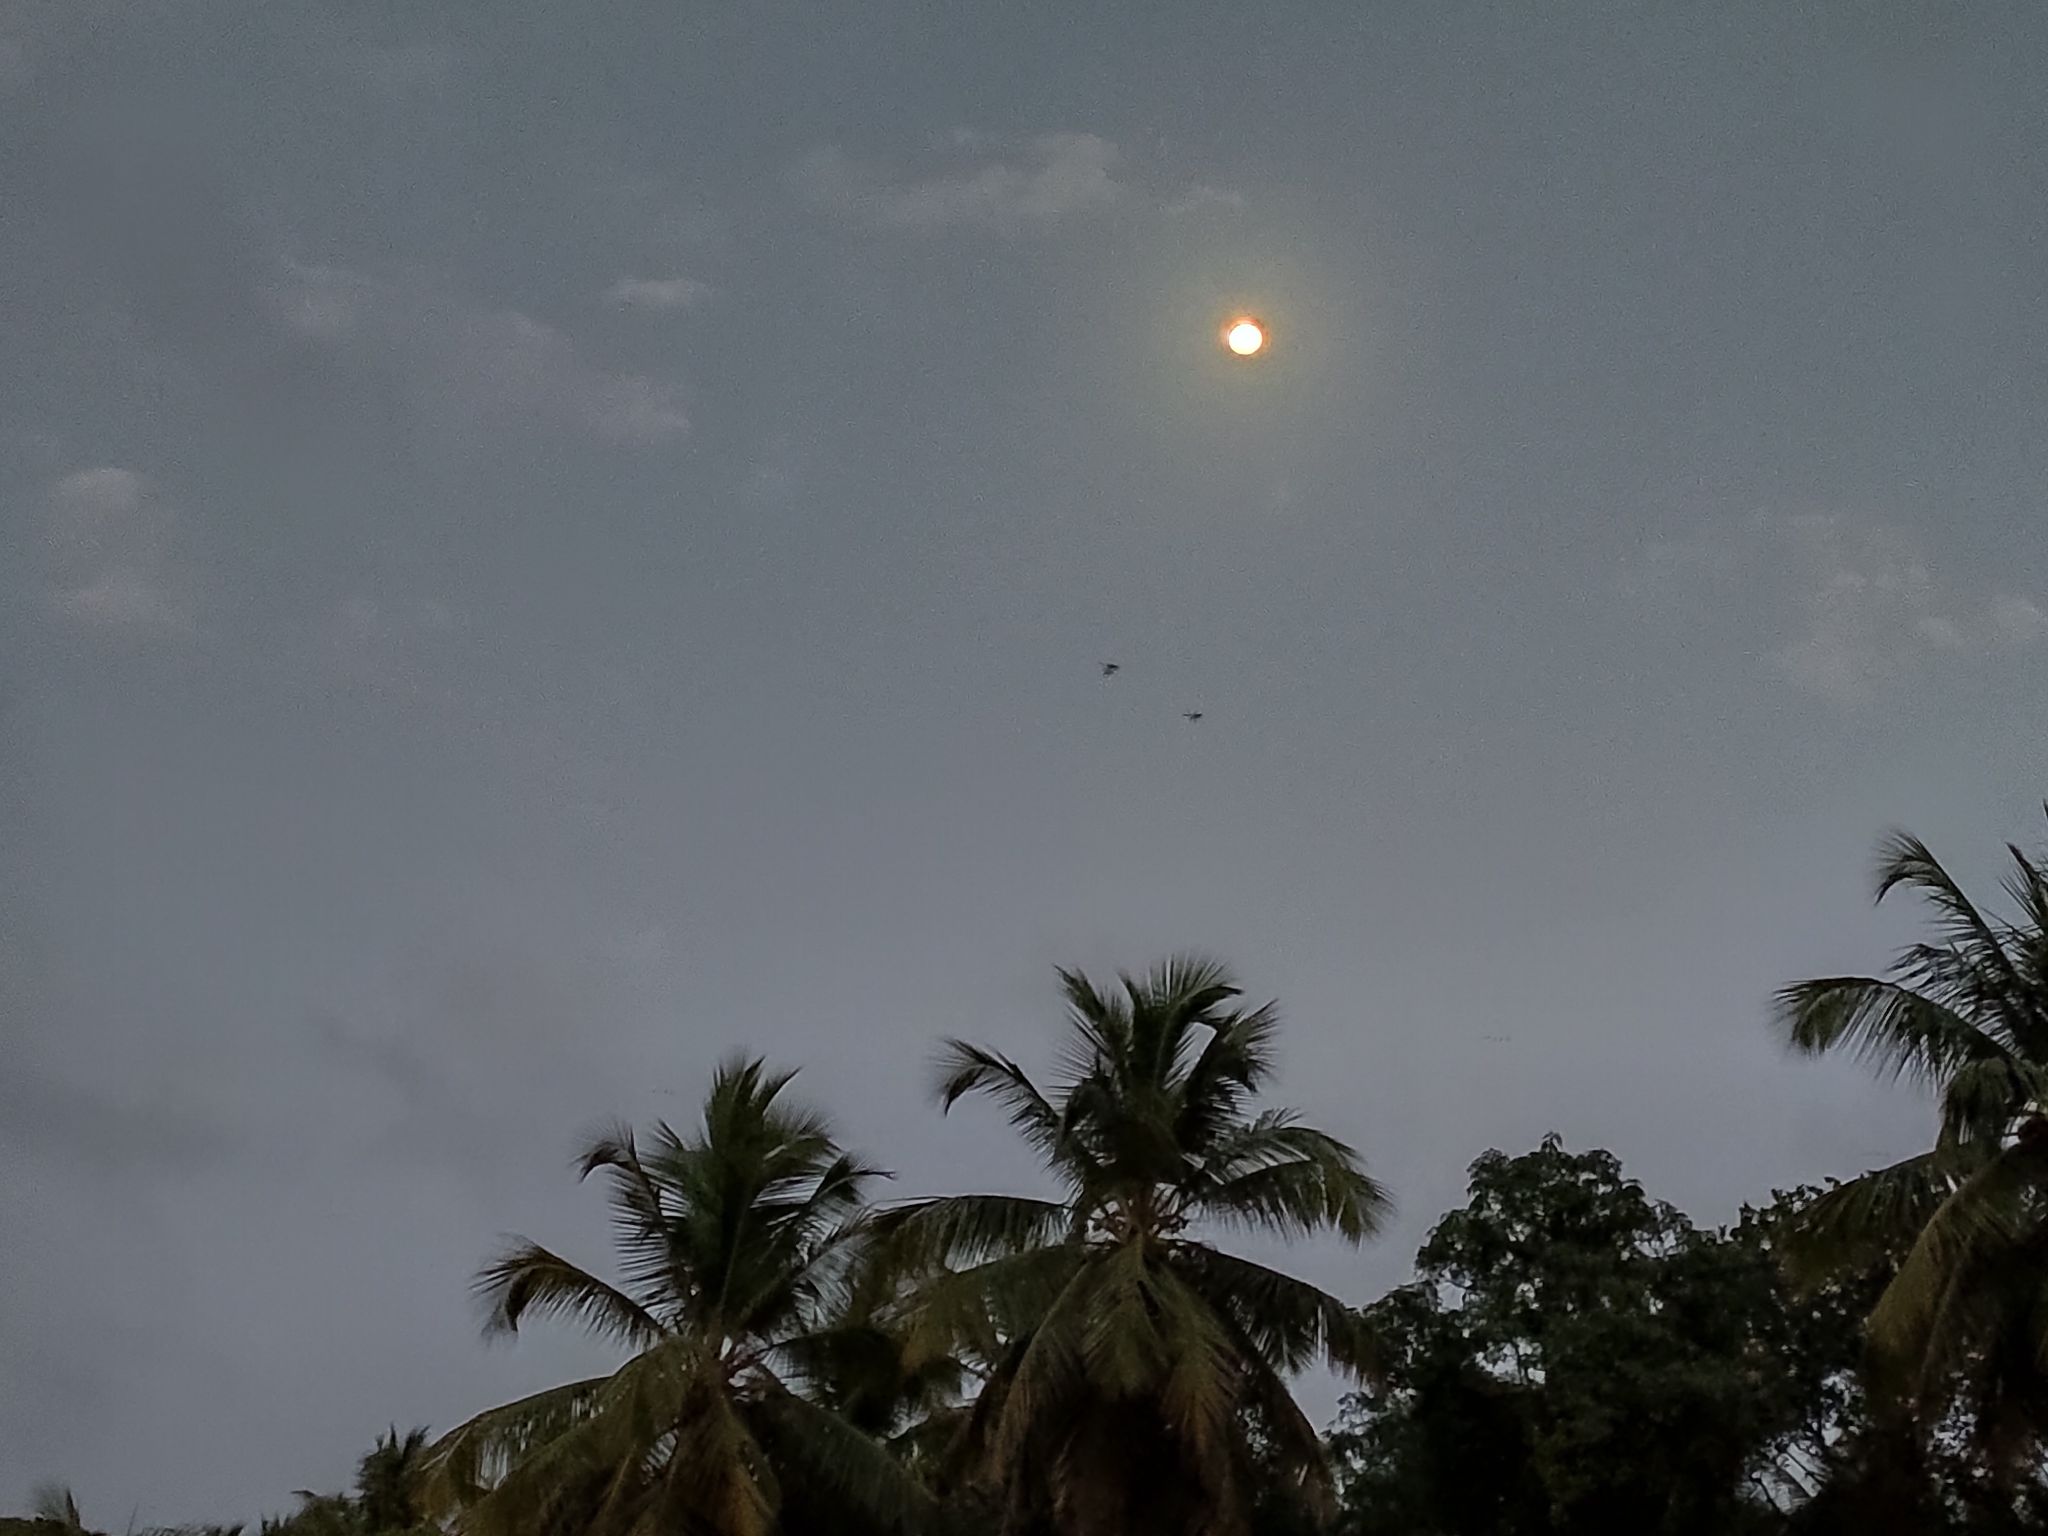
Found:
<box><xmin>4</xmin><ymin>0</ymin><xmax>2048</xmax><ymax>1521</ymax></box>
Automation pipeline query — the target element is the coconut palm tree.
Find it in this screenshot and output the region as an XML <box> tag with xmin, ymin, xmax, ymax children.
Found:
<box><xmin>1778</xmin><ymin>818</ymin><xmax>2048</xmax><ymax>1447</ymax></box>
<box><xmin>419</xmin><ymin>1057</ymin><xmax>927</xmax><ymax>1536</ymax></box>
<box><xmin>355</xmin><ymin>1427</ymin><xmax>432</xmax><ymax>1535</ymax></box>
<box><xmin>884</xmin><ymin>956</ymin><xmax>1388</xmax><ymax>1536</ymax></box>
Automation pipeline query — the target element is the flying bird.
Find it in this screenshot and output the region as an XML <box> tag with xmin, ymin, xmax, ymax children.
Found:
<box><xmin>1100</xmin><ymin>662</ymin><xmax>1120</xmax><ymax>677</ymax></box>
<box><xmin>1183</xmin><ymin>711</ymin><xmax>1204</xmax><ymax>723</ymax></box>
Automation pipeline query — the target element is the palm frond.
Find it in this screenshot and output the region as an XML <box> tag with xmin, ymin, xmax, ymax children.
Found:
<box><xmin>989</xmin><ymin>1259</ymin><xmax>1100</xmax><ymax>1472</ymax></box>
<box><xmin>900</xmin><ymin>1246</ymin><xmax>1089</xmax><ymax>1368</ymax></box>
<box><xmin>751</xmin><ymin>1391</ymin><xmax>938</xmax><ymax>1531</ymax></box>
<box><xmin>1777</xmin><ymin>1153</ymin><xmax>1957</xmax><ymax>1292</ymax></box>
<box><xmin>1137</xmin><ymin>1260</ymin><xmax>1240</xmax><ymax>1462</ymax></box>
<box><xmin>1866</xmin><ymin>1139</ymin><xmax>2048</xmax><ymax>1371</ymax></box>
<box><xmin>1941</xmin><ymin>1056</ymin><xmax>2044</xmax><ymax>1150</ymax></box>
<box><xmin>930</xmin><ymin>1041</ymin><xmax>1085</xmax><ymax>1173</ymax></box>
<box><xmin>1775</xmin><ymin>975</ymin><xmax>2013</xmax><ymax>1087</ymax></box>
<box><xmin>418</xmin><ymin>1378</ymin><xmax>610</xmax><ymax>1510</ymax></box>
<box><xmin>879</xmin><ymin>1193</ymin><xmax>1074</xmax><ymax>1267</ymax></box>
<box><xmin>1173</xmin><ymin>1000</ymin><xmax>1281</xmax><ymax>1149</ymax></box>
<box><xmin>576</xmin><ymin>1123</ymin><xmax>693</xmax><ymax>1313</ymax></box>
<box><xmin>1875</xmin><ymin>831</ymin><xmax>2040</xmax><ymax>1044</ymax></box>
<box><xmin>1192</xmin><ymin>1121</ymin><xmax>1390</xmax><ymax>1244</ymax></box>
<box><xmin>474</xmin><ymin>1241</ymin><xmax>670</xmax><ymax>1348</ymax></box>
<box><xmin>1175</xmin><ymin>1246</ymin><xmax>1378</xmax><ymax>1378</ymax></box>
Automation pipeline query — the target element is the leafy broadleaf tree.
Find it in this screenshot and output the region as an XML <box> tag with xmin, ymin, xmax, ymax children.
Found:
<box><xmin>418</xmin><ymin>1057</ymin><xmax>928</xmax><ymax>1536</ymax></box>
<box><xmin>1777</xmin><ymin>817</ymin><xmax>2048</xmax><ymax>1457</ymax></box>
<box><xmin>1329</xmin><ymin>1141</ymin><xmax>1878</xmax><ymax>1536</ymax></box>
<box><xmin>886</xmin><ymin>956</ymin><xmax>1387</xmax><ymax>1536</ymax></box>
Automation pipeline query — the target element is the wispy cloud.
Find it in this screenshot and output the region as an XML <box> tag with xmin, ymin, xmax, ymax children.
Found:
<box><xmin>42</xmin><ymin>468</ymin><xmax>200</xmax><ymax>640</ymax></box>
<box><xmin>797</xmin><ymin>132</ymin><xmax>1127</xmax><ymax>234</ymax></box>
<box><xmin>1636</xmin><ymin>510</ymin><xmax>2045</xmax><ymax>705</ymax></box>
<box><xmin>603</xmin><ymin>274</ymin><xmax>714</xmax><ymax>313</ymax></box>
<box><xmin>316</xmin><ymin>592</ymin><xmax>467</xmax><ymax>697</ymax></box>
<box><xmin>270</xmin><ymin>263</ymin><xmax>689</xmax><ymax>444</ymax></box>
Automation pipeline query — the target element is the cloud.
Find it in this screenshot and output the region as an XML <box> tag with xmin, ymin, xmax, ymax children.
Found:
<box><xmin>1989</xmin><ymin>594</ymin><xmax>2048</xmax><ymax>646</ymax></box>
<box><xmin>1636</xmin><ymin>511</ymin><xmax>2046</xmax><ymax>705</ymax></box>
<box><xmin>317</xmin><ymin>592</ymin><xmax>466</xmax><ymax>694</ymax></box>
<box><xmin>271</xmin><ymin>263</ymin><xmax>689</xmax><ymax>444</ymax></box>
<box><xmin>604</xmin><ymin>275</ymin><xmax>713</xmax><ymax>313</ymax></box>
<box><xmin>42</xmin><ymin>468</ymin><xmax>199</xmax><ymax>639</ymax></box>
<box><xmin>797</xmin><ymin>133</ymin><xmax>1126</xmax><ymax>234</ymax></box>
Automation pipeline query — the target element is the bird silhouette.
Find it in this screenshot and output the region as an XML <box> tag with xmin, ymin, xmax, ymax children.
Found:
<box><xmin>1101</xmin><ymin>662</ymin><xmax>1120</xmax><ymax>677</ymax></box>
<box><xmin>1183</xmin><ymin>711</ymin><xmax>1204</xmax><ymax>723</ymax></box>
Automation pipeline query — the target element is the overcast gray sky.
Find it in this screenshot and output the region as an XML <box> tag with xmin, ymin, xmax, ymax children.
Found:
<box><xmin>5</xmin><ymin>0</ymin><xmax>2048</xmax><ymax>1521</ymax></box>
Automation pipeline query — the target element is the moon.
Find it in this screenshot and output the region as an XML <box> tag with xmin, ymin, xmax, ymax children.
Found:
<box><xmin>1223</xmin><ymin>318</ymin><xmax>1266</xmax><ymax>356</ymax></box>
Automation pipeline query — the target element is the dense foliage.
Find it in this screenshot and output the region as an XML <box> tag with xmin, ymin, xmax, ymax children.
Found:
<box><xmin>22</xmin><ymin>814</ymin><xmax>2048</xmax><ymax>1536</ymax></box>
<box><xmin>1329</xmin><ymin>1141</ymin><xmax>1874</xmax><ymax>1535</ymax></box>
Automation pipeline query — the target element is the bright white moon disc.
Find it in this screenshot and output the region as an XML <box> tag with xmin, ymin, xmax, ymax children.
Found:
<box><xmin>1224</xmin><ymin>319</ymin><xmax>1265</xmax><ymax>356</ymax></box>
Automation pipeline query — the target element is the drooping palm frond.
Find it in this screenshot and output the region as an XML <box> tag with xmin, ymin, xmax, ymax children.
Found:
<box><xmin>1867</xmin><ymin>1138</ymin><xmax>2048</xmax><ymax>1371</ymax></box>
<box><xmin>420</xmin><ymin>1379</ymin><xmax>610</xmax><ymax>1509</ymax></box>
<box><xmin>879</xmin><ymin>1193</ymin><xmax>1075</xmax><ymax>1268</ymax></box>
<box><xmin>1176</xmin><ymin>1246</ymin><xmax>1379</xmax><ymax>1378</ymax></box>
<box><xmin>1190</xmin><ymin>1114</ymin><xmax>1390</xmax><ymax>1243</ymax></box>
<box><xmin>898</xmin><ymin>1246</ymin><xmax>1089</xmax><ymax>1371</ymax></box>
<box><xmin>1776</xmin><ymin>976</ymin><xmax>2014</xmax><ymax>1088</ymax></box>
<box><xmin>752</xmin><ymin>1390</ymin><xmax>939</xmax><ymax>1530</ymax></box>
<box><xmin>1941</xmin><ymin>1056</ymin><xmax>2047</xmax><ymax>1151</ymax></box>
<box><xmin>1778</xmin><ymin>1153</ymin><xmax>1957</xmax><ymax>1292</ymax></box>
<box><xmin>475</xmin><ymin>1242</ymin><xmax>671</xmax><ymax>1349</ymax></box>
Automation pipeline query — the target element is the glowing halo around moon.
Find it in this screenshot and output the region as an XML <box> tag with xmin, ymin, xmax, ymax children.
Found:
<box><xmin>1223</xmin><ymin>317</ymin><xmax>1266</xmax><ymax>356</ymax></box>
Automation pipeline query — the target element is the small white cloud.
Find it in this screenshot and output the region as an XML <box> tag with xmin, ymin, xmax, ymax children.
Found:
<box><xmin>41</xmin><ymin>469</ymin><xmax>198</xmax><ymax>640</ymax></box>
<box><xmin>1990</xmin><ymin>594</ymin><xmax>2048</xmax><ymax>647</ymax></box>
<box><xmin>320</xmin><ymin>593</ymin><xmax>466</xmax><ymax>690</ymax></box>
<box><xmin>50</xmin><ymin>569</ymin><xmax>196</xmax><ymax>637</ymax></box>
<box><xmin>799</xmin><ymin>133</ymin><xmax>1125</xmax><ymax>234</ymax></box>
<box><xmin>1632</xmin><ymin>509</ymin><xmax>2045</xmax><ymax>707</ymax></box>
<box><xmin>272</xmin><ymin>264</ymin><xmax>688</xmax><ymax>444</ymax></box>
<box><xmin>48</xmin><ymin>466</ymin><xmax>149</xmax><ymax>549</ymax></box>
<box><xmin>604</xmin><ymin>275</ymin><xmax>713</xmax><ymax>313</ymax></box>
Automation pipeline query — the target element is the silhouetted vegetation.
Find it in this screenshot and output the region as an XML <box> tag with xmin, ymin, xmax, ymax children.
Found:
<box><xmin>23</xmin><ymin>813</ymin><xmax>2048</xmax><ymax>1535</ymax></box>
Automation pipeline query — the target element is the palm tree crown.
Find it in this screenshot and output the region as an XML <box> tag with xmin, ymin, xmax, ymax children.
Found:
<box><xmin>887</xmin><ymin>956</ymin><xmax>1388</xmax><ymax>1536</ymax></box>
<box><xmin>420</xmin><ymin>1057</ymin><xmax>921</xmax><ymax>1536</ymax></box>
<box><xmin>1778</xmin><ymin>819</ymin><xmax>2048</xmax><ymax>1442</ymax></box>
